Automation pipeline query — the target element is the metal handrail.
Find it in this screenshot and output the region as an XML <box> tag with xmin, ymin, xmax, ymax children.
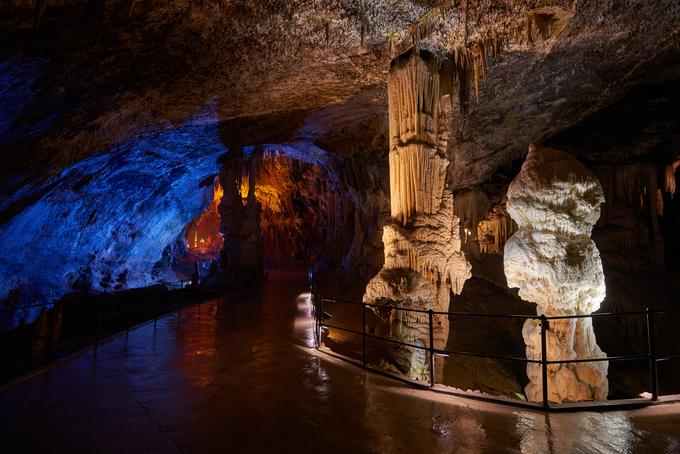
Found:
<box><xmin>0</xmin><ymin>279</ymin><xmax>192</xmax><ymax>315</ymax></box>
<box><xmin>315</xmin><ymin>295</ymin><xmax>680</xmax><ymax>410</ymax></box>
<box><xmin>0</xmin><ymin>279</ymin><xmax>203</xmax><ymax>383</ymax></box>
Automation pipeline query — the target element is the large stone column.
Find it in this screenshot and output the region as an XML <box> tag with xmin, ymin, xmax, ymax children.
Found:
<box><xmin>364</xmin><ymin>51</ymin><xmax>471</xmax><ymax>381</ymax></box>
<box><xmin>504</xmin><ymin>145</ymin><xmax>608</xmax><ymax>402</ymax></box>
<box><xmin>219</xmin><ymin>149</ymin><xmax>265</xmax><ymax>288</ymax></box>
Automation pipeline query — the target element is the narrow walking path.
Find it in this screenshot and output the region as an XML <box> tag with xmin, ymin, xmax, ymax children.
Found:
<box><xmin>1</xmin><ymin>271</ymin><xmax>680</xmax><ymax>453</ymax></box>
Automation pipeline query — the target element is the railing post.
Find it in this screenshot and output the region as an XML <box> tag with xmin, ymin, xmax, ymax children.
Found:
<box><xmin>362</xmin><ymin>302</ymin><xmax>367</xmax><ymax>367</ymax></box>
<box><xmin>177</xmin><ymin>298</ymin><xmax>181</xmax><ymax>331</ymax></box>
<box><xmin>318</xmin><ymin>297</ymin><xmax>324</xmax><ymax>348</ymax></box>
<box><xmin>95</xmin><ymin>299</ymin><xmax>102</xmax><ymax>352</ymax></box>
<box><xmin>312</xmin><ymin>284</ymin><xmax>319</xmax><ymax>349</ymax></box>
<box><xmin>428</xmin><ymin>309</ymin><xmax>435</xmax><ymax>388</ymax></box>
<box><xmin>540</xmin><ymin>314</ymin><xmax>549</xmax><ymax>409</ymax></box>
<box><xmin>646</xmin><ymin>307</ymin><xmax>659</xmax><ymax>401</ymax></box>
<box><xmin>315</xmin><ymin>293</ymin><xmax>320</xmax><ymax>348</ymax></box>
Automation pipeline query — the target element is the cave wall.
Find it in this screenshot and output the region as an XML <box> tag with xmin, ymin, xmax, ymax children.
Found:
<box><xmin>0</xmin><ymin>106</ymin><xmax>224</xmax><ymax>318</ymax></box>
<box><xmin>0</xmin><ymin>1</ymin><xmax>677</xmax><ymax>394</ymax></box>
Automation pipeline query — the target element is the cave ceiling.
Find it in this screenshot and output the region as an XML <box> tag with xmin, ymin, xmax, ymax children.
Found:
<box><xmin>1</xmin><ymin>0</ymin><xmax>679</xmax><ymax>193</ymax></box>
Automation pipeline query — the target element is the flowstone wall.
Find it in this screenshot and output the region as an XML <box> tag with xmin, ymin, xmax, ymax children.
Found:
<box><xmin>364</xmin><ymin>52</ymin><xmax>470</xmax><ymax>381</ymax></box>
<box><xmin>504</xmin><ymin>145</ymin><xmax>608</xmax><ymax>402</ymax></box>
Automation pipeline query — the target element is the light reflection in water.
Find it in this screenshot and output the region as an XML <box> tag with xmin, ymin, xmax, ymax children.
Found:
<box><xmin>515</xmin><ymin>408</ymin><xmax>636</xmax><ymax>453</ymax></box>
<box><xmin>296</xmin><ymin>292</ymin><xmax>332</xmax><ymax>403</ymax></box>
<box><xmin>295</xmin><ymin>292</ymin><xmax>315</xmax><ymax>348</ymax></box>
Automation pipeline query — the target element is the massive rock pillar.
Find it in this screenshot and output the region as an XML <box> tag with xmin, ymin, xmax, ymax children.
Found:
<box><xmin>364</xmin><ymin>51</ymin><xmax>471</xmax><ymax>381</ymax></box>
<box><xmin>504</xmin><ymin>146</ymin><xmax>608</xmax><ymax>402</ymax></box>
<box><xmin>219</xmin><ymin>149</ymin><xmax>265</xmax><ymax>288</ymax></box>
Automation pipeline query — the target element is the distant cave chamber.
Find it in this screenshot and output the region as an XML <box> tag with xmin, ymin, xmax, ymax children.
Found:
<box><xmin>254</xmin><ymin>153</ymin><xmax>343</xmax><ymax>269</ymax></box>
<box><xmin>170</xmin><ymin>149</ymin><xmax>355</xmax><ymax>284</ymax></box>
<box><xmin>171</xmin><ymin>177</ymin><xmax>225</xmax><ymax>280</ymax></box>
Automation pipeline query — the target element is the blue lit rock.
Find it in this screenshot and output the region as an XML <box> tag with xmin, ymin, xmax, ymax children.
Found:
<box><xmin>0</xmin><ymin>108</ymin><xmax>225</xmax><ymax>317</ymax></box>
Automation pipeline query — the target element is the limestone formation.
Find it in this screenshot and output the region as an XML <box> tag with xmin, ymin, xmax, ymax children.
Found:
<box><xmin>476</xmin><ymin>201</ymin><xmax>516</xmax><ymax>255</ymax></box>
<box><xmin>364</xmin><ymin>51</ymin><xmax>471</xmax><ymax>381</ymax></box>
<box><xmin>219</xmin><ymin>149</ymin><xmax>265</xmax><ymax>288</ymax></box>
<box><xmin>504</xmin><ymin>145</ymin><xmax>608</xmax><ymax>402</ymax></box>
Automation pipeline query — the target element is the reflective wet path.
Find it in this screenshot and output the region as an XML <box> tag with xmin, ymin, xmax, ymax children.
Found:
<box><xmin>2</xmin><ymin>271</ymin><xmax>680</xmax><ymax>453</ymax></box>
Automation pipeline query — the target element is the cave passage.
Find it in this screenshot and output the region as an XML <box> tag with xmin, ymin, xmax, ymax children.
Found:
<box><xmin>170</xmin><ymin>148</ymin><xmax>348</xmax><ymax>286</ymax></box>
<box><xmin>254</xmin><ymin>153</ymin><xmax>342</xmax><ymax>270</ymax></box>
<box><xmin>185</xmin><ymin>177</ymin><xmax>224</xmax><ymax>258</ymax></box>
<box><xmin>173</xmin><ymin>177</ymin><xmax>225</xmax><ymax>280</ymax></box>
<box><xmin>2</xmin><ymin>272</ymin><xmax>679</xmax><ymax>452</ymax></box>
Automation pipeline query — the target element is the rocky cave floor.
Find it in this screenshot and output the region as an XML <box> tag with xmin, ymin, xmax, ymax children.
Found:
<box><xmin>2</xmin><ymin>271</ymin><xmax>680</xmax><ymax>453</ymax></box>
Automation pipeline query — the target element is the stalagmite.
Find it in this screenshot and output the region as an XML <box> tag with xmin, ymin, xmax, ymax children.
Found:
<box><xmin>504</xmin><ymin>146</ymin><xmax>608</xmax><ymax>402</ymax></box>
<box><xmin>364</xmin><ymin>51</ymin><xmax>471</xmax><ymax>381</ymax></box>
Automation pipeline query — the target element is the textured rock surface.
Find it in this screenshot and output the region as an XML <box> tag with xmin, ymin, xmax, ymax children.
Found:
<box><xmin>0</xmin><ymin>0</ymin><xmax>678</xmax><ymax>392</ymax></box>
<box><xmin>504</xmin><ymin>145</ymin><xmax>608</xmax><ymax>402</ymax></box>
<box><xmin>1</xmin><ymin>1</ymin><xmax>678</xmax><ymax>193</ymax></box>
<box><xmin>364</xmin><ymin>51</ymin><xmax>470</xmax><ymax>381</ymax></box>
<box><xmin>0</xmin><ymin>108</ymin><xmax>224</xmax><ymax>314</ymax></box>
<box><xmin>219</xmin><ymin>148</ymin><xmax>265</xmax><ymax>289</ymax></box>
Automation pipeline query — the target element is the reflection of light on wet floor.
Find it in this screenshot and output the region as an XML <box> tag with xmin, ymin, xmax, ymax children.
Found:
<box><xmin>294</xmin><ymin>292</ymin><xmax>332</xmax><ymax>401</ymax></box>
<box><xmin>294</xmin><ymin>292</ymin><xmax>315</xmax><ymax>348</ymax></box>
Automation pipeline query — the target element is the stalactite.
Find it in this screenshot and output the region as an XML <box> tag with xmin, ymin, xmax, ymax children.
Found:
<box><xmin>526</xmin><ymin>15</ymin><xmax>533</xmax><ymax>43</ymax></box>
<box><xmin>33</xmin><ymin>0</ymin><xmax>47</xmax><ymax>30</ymax></box>
<box><xmin>473</xmin><ymin>51</ymin><xmax>480</xmax><ymax>102</ymax></box>
<box><xmin>129</xmin><ymin>0</ymin><xmax>142</xmax><ymax>17</ymax></box>
<box><xmin>477</xmin><ymin>202</ymin><xmax>516</xmax><ymax>255</ymax></box>
<box><xmin>358</xmin><ymin>0</ymin><xmax>367</xmax><ymax>47</ymax></box>
<box><xmin>665</xmin><ymin>158</ymin><xmax>680</xmax><ymax>198</ymax></box>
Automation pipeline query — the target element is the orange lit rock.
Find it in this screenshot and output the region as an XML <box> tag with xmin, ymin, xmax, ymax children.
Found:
<box><xmin>185</xmin><ymin>177</ymin><xmax>224</xmax><ymax>259</ymax></box>
<box><xmin>364</xmin><ymin>51</ymin><xmax>470</xmax><ymax>381</ymax></box>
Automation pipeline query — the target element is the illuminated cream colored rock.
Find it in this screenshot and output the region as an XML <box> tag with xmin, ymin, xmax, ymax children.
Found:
<box><xmin>364</xmin><ymin>52</ymin><xmax>470</xmax><ymax>381</ymax></box>
<box><xmin>504</xmin><ymin>145</ymin><xmax>608</xmax><ymax>402</ymax></box>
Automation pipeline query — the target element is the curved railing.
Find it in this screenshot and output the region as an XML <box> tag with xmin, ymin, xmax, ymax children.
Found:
<box><xmin>311</xmin><ymin>289</ymin><xmax>680</xmax><ymax>410</ymax></box>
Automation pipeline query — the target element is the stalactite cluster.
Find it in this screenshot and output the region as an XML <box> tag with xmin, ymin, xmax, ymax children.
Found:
<box><xmin>452</xmin><ymin>187</ymin><xmax>490</xmax><ymax>238</ymax></box>
<box><xmin>397</xmin><ymin>2</ymin><xmax>573</xmax><ymax>116</ymax></box>
<box><xmin>476</xmin><ymin>202</ymin><xmax>515</xmax><ymax>255</ymax></box>
<box><xmin>595</xmin><ymin>160</ymin><xmax>680</xmax><ymax>235</ymax></box>
<box><xmin>387</xmin><ymin>55</ymin><xmax>448</xmax><ymax>225</ymax></box>
<box><xmin>255</xmin><ymin>154</ymin><xmax>342</xmax><ymax>267</ymax></box>
<box><xmin>453</xmin><ymin>188</ymin><xmax>516</xmax><ymax>255</ymax></box>
<box><xmin>665</xmin><ymin>158</ymin><xmax>680</xmax><ymax>198</ymax></box>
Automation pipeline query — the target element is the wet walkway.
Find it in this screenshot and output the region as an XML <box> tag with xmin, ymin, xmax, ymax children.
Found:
<box><xmin>1</xmin><ymin>271</ymin><xmax>680</xmax><ymax>453</ymax></box>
